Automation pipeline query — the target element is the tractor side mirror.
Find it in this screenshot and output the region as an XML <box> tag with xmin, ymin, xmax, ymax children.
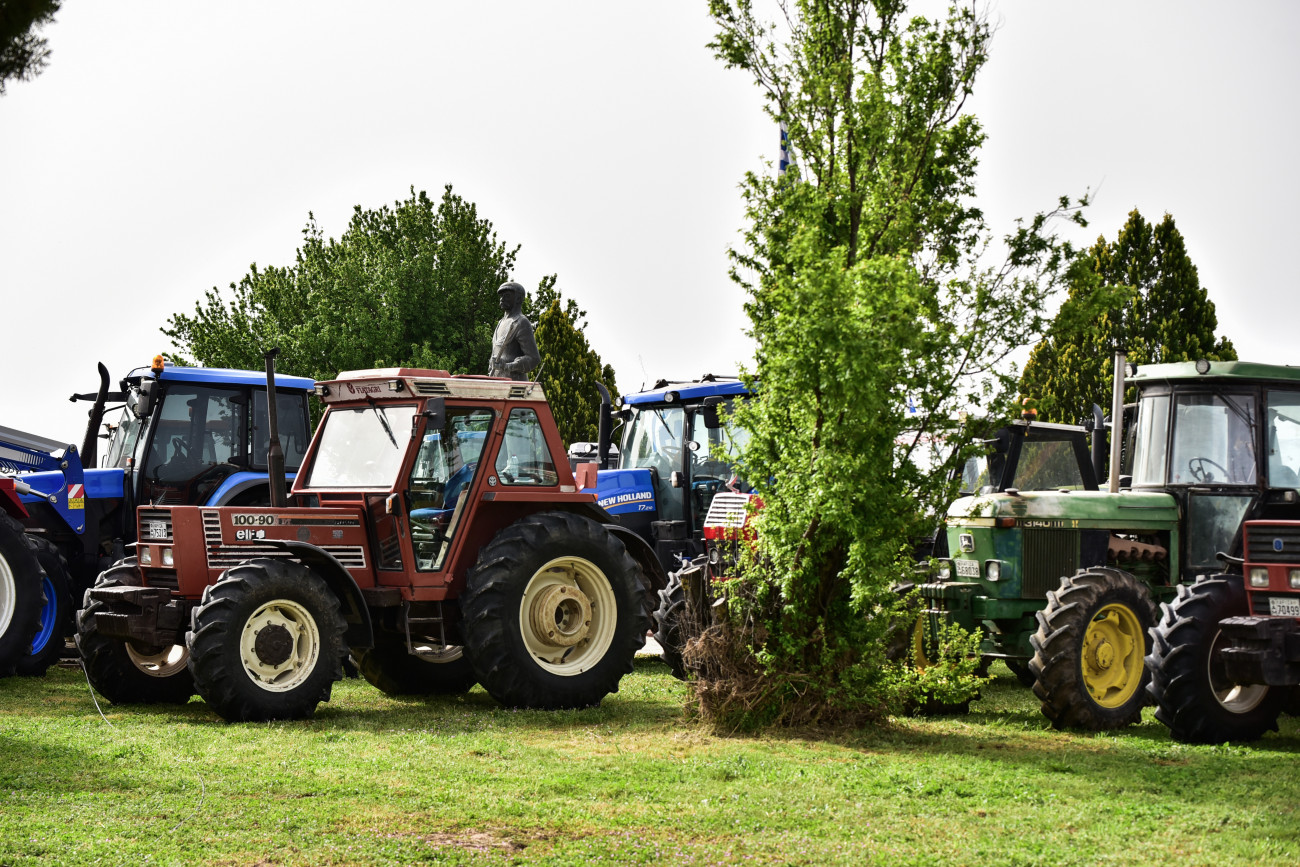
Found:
<box><xmin>418</xmin><ymin>398</ymin><xmax>446</xmax><ymax>437</ymax></box>
<box><xmin>701</xmin><ymin>396</ymin><xmax>724</xmax><ymax>430</ymax></box>
<box><xmin>134</xmin><ymin>380</ymin><xmax>157</xmax><ymax>419</ymax></box>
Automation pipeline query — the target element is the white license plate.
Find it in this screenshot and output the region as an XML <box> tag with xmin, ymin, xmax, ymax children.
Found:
<box><xmin>1268</xmin><ymin>596</ymin><xmax>1300</xmax><ymax>617</ymax></box>
<box><xmin>954</xmin><ymin>559</ymin><xmax>980</xmax><ymax>578</ymax></box>
<box><xmin>147</xmin><ymin>520</ymin><xmax>168</xmax><ymax>539</ymax></box>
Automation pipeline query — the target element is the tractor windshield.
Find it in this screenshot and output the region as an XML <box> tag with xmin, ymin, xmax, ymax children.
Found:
<box><xmin>304</xmin><ymin>404</ymin><xmax>418</xmax><ymax>489</ymax></box>
<box><xmin>1169</xmin><ymin>393</ymin><xmax>1257</xmax><ymax>485</ymax></box>
<box><xmin>620</xmin><ymin>406</ymin><xmax>685</xmax><ymax>476</ymax></box>
<box><xmin>103</xmin><ymin>404</ymin><xmax>143</xmax><ymax>469</ymax></box>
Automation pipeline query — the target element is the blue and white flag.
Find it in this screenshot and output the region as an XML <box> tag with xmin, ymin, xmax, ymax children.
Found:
<box><xmin>779</xmin><ymin>122</ymin><xmax>791</xmax><ymax>177</ymax></box>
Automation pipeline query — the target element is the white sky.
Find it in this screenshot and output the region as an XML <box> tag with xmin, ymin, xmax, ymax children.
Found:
<box><xmin>2</xmin><ymin>1</ymin><xmax>1297</xmax><ymax>446</ymax></box>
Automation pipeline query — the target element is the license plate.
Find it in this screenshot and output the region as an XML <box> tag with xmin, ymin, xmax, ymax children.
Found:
<box><xmin>954</xmin><ymin>558</ymin><xmax>980</xmax><ymax>578</ymax></box>
<box><xmin>1268</xmin><ymin>596</ymin><xmax>1300</xmax><ymax>617</ymax></box>
<box><xmin>147</xmin><ymin>520</ymin><xmax>168</xmax><ymax>539</ymax></box>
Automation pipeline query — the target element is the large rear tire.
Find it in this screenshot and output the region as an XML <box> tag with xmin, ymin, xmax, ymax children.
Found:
<box><xmin>1146</xmin><ymin>576</ymin><xmax>1285</xmax><ymax>743</ymax></box>
<box><xmin>188</xmin><ymin>559</ymin><xmax>346</xmax><ymax>722</ymax></box>
<box><xmin>653</xmin><ymin>568</ymin><xmax>688</xmax><ymax>680</ymax></box>
<box><xmin>356</xmin><ymin>634</ymin><xmax>477</xmax><ymax>696</ymax></box>
<box><xmin>15</xmin><ymin>537</ymin><xmax>72</xmax><ymax>676</ymax></box>
<box><xmin>461</xmin><ymin>511</ymin><xmax>653</xmax><ymax>709</ymax></box>
<box><xmin>1029</xmin><ymin>568</ymin><xmax>1157</xmax><ymax>730</ymax></box>
<box><xmin>0</xmin><ymin>513</ymin><xmax>44</xmax><ymax>677</ymax></box>
<box><xmin>75</xmin><ymin>558</ymin><xmax>195</xmax><ymax>704</ymax></box>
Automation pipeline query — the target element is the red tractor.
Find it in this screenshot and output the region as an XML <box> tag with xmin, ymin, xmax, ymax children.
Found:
<box><xmin>76</xmin><ymin>368</ymin><xmax>663</xmax><ymax>721</ymax></box>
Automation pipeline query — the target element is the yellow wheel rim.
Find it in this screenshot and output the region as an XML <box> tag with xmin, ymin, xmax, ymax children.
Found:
<box><xmin>1081</xmin><ymin>603</ymin><xmax>1144</xmax><ymax>708</ymax></box>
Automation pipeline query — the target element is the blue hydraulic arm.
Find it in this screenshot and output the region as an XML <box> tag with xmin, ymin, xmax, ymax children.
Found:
<box><xmin>0</xmin><ymin>424</ymin><xmax>88</xmax><ymax>534</ymax></box>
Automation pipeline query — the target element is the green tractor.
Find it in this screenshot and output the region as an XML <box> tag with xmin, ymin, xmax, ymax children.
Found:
<box><xmin>924</xmin><ymin>356</ymin><xmax>1300</xmax><ymax>730</ymax></box>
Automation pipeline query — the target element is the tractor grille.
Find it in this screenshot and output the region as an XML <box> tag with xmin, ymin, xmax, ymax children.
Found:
<box><xmin>704</xmin><ymin>493</ymin><xmax>753</xmax><ymax>530</ymax></box>
<box><xmin>138</xmin><ymin>510</ymin><xmax>174</xmax><ymax>543</ymax></box>
<box><xmin>144</xmin><ymin>570</ymin><xmax>179</xmax><ymax>591</ymax></box>
<box><xmin>1245</xmin><ymin>524</ymin><xmax>1300</xmax><ymax>565</ymax></box>
<box><xmin>1022</xmin><ymin>529</ymin><xmax>1078</xmax><ymax>598</ymax></box>
<box><xmin>201</xmin><ymin>510</ymin><xmax>367</xmax><ymax>570</ymax></box>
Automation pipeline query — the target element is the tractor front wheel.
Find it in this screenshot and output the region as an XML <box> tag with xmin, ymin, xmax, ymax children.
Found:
<box><xmin>654</xmin><ymin>568</ymin><xmax>688</xmax><ymax>680</ymax></box>
<box><xmin>0</xmin><ymin>513</ymin><xmax>44</xmax><ymax>677</ymax></box>
<box><xmin>1146</xmin><ymin>576</ymin><xmax>1285</xmax><ymax>743</ymax></box>
<box><xmin>75</xmin><ymin>558</ymin><xmax>195</xmax><ymax>703</ymax></box>
<box><xmin>356</xmin><ymin>634</ymin><xmax>477</xmax><ymax>696</ymax></box>
<box><xmin>187</xmin><ymin>559</ymin><xmax>346</xmax><ymax>722</ymax></box>
<box><xmin>461</xmin><ymin>511</ymin><xmax>653</xmax><ymax>709</ymax></box>
<box><xmin>16</xmin><ymin>537</ymin><xmax>72</xmax><ymax>676</ymax></box>
<box><xmin>1029</xmin><ymin>568</ymin><xmax>1156</xmax><ymax>730</ymax></box>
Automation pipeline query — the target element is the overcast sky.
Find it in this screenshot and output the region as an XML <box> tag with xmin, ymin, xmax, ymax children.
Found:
<box><xmin>2</xmin><ymin>1</ymin><xmax>1297</xmax><ymax>447</ymax></box>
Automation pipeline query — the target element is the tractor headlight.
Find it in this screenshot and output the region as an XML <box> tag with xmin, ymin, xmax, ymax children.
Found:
<box><xmin>1250</xmin><ymin>567</ymin><xmax>1269</xmax><ymax>588</ymax></box>
<box><xmin>139</xmin><ymin>546</ymin><xmax>151</xmax><ymax>565</ymax></box>
<box><xmin>1290</xmin><ymin>569</ymin><xmax>1300</xmax><ymax>589</ymax></box>
<box><xmin>162</xmin><ymin>547</ymin><xmax>174</xmax><ymax>567</ymax></box>
<box><xmin>986</xmin><ymin>560</ymin><xmax>1001</xmax><ymax>582</ymax></box>
<box><xmin>936</xmin><ymin>560</ymin><xmax>952</xmax><ymax>581</ymax></box>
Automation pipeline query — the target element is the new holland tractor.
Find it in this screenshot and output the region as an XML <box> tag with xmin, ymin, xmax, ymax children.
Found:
<box><xmin>926</xmin><ymin>356</ymin><xmax>1300</xmax><ymax>730</ymax></box>
<box><xmin>0</xmin><ymin>357</ymin><xmax>312</xmax><ymax>675</ymax></box>
<box><xmin>76</xmin><ymin>367</ymin><xmax>662</xmax><ymax>721</ymax></box>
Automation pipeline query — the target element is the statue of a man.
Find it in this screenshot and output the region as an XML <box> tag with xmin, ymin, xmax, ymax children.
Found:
<box><xmin>488</xmin><ymin>281</ymin><xmax>541</xmax><ymax>380</ymax></box>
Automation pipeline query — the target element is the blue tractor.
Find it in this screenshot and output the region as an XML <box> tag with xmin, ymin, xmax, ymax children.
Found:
<box><xmin>0</xmin><ymin>356</ymin><xmax>314</xmax><ymax>675</ymax></box>
<box><xmin>578</xmin><ymin>376</ymin><xmax>751</xmax><ymax>677</ymax></box>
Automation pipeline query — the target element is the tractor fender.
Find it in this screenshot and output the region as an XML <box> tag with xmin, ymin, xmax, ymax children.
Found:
<box><xmin>0</xmin><ymin>480</ymin><xmax>29</xmax><ymax>520</ymax></box>
<box><xmin>604</xmin><ymin>523</ymin><xmax>669</xmax><ymax>593</ymax></box>
<box><xmin>260</xmin><ymin>540</ymin><xmax>374</xmax><ymax>649</ymax></box>
<box><xmin>206</xmin><ymin>472</ymin><xmax>296</xmax><ymax>506</ymax></box>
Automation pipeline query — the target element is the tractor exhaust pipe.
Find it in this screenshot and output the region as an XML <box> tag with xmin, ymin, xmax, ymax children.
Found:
<box><xmin>78</xmin><ymin>362</ymin><xmax>111</xmax><ymax>468</ymax></box>
<box><xmin>264</xmin><ymin>348</ymin><xmax>287</xmax><ymax>509</ymax></box>
<box><xmin>1108</xmin><ymin>352</ymin><xmax>1126</xmax><ymax>494</ymax></box>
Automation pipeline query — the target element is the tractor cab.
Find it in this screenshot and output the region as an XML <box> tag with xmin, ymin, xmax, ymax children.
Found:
<box><xmin>595</xmin><ymin>376</ymin><xmax>751</xmax><ymax>571</ymax></box>
<box><xmin>957</xmin><ymin>419</ymin><xmax>1099</xmax><ymax>497</ymax></box>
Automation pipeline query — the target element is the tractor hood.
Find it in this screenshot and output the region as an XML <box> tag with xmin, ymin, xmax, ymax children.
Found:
<box><xmin>947</xmin><ymin>489</ymin><xmax>1179</xmax><ymax>528</ymax></box>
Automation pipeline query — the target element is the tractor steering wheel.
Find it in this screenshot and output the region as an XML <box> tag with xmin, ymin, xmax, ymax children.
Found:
<box><xmin>1188</xmin><ymin>456</ymin><xmax>1229</xmax><ymax>483</ymax></box>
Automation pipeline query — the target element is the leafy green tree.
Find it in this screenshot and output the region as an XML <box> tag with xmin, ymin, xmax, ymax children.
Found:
<box><xmin>1021</xmin><ymin>210</ymin><xmax>1237</xmax><ymax>423</ymax></box>
<box><xmin>164</xmin><ymin>186</ymin><xmax>518</xmax><ymax>382</ymax></box>
<box><xmin>1</xmin><ymin>0</ymin><xmax>61</xmax><ymax>95</ymax></box>
<box><xmin>694</xmin><ymin>0</ymin><xmax>1087</xmax><ymax>729</ymax></box>
<box><xmin>531</xmin><ymin>276</ymin><xmax>619</xmax><ymax>446</ymax></box>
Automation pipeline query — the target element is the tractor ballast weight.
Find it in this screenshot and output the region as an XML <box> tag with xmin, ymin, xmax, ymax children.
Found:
<box><xmin>77</xmin><ymin>367</ymin><xmax>660</xmax><ymax>721</ymax></box>
<box><xmin>931</xmin><ymin>356</ymin><xmax>1300</xmax><ymax>730</ymax></box>
<box><xmin>1</xmin><ymin>358</ymin><xmax>314</xmax><ymax>676</ymax></box>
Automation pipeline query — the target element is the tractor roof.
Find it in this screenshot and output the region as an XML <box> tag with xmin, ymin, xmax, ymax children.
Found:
<box><xmin>125</xmin><ymin>363</ymin><xmax>315</xmax><ymax>391</ymax></box>
<box><xmin>622</xmin><ymin>376</ymin><xmax>750</xmax><ymax>407</ymax></box>
<box><xmin>1130</xmin><ymin>360</ymin><xmax>1300</xmax><ymax>385</ymax></box>
<box><xmin>318</xmin><ymin>368</ymin><xmax>547</xmax><ymax>403</ymax></box>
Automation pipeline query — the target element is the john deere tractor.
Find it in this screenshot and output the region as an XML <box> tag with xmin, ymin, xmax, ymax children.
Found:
<box><xmin>925</xmin><ymin>357</ymin><xmax>1300</xmax><ymax>730</ymax></box>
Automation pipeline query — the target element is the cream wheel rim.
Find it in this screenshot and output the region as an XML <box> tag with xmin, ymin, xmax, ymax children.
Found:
<box><xmin>518</xmin><ymin>556</ymin><xmax>616</xmax><ymax>676</ymax></box>
<box><xmin>0</xmin><ymin>553</ymin><xmax>16</xmax><ymax>635</ymax></box>
<box><xmin>125</xmin><ymin>643</ymin><xmax>189</xmax><ymax>678</ymax></box>
<box><xmin>239</xmin><ymin>599</ymin><xmax>321</xmax><ymax>692</ymax></box>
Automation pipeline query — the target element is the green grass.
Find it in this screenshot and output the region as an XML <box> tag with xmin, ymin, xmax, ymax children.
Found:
<box><xmin>2</xmin><ymin>659</ymin><xmax>1299</xmax><ymax>866</ymax></box>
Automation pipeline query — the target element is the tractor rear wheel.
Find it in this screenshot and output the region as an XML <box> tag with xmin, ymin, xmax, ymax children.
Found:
<box><xmin>1146</xmin><ymin>576</ymin><xmax>1285</xmax><ymax>743</ymax></box>
<box><xmin>0</xmin><ymin>513</ymin><xmax>44</xmax><ymax>677</ymax></box>
<box><xmin>1029</xmin><ymin>568</ymin><xmax>1157</xmax><ymax>730</ymax></box>
<box><xmin>461</xmin><ymin>511</ymin><xmax>653</xmax><ymax>709</ymax></box>
<box><xmin>188</xmin><ymin>559</ymin><xmax>346</xmax><ymax>722</ymax></box>
<box><xmin>75</xmin><ymin>558</ymin><xmax>195</xmax><ymax>704</ymax></box>
<box><xmin>16</xmin><ymin>537</ymin><xmax>72</xmax><ymax>676</ymax></box>
<box><xmin>654</xmin><ymin>568</ymin><xmax>688</xmax><ymax>680</ymax></box>
<box><xmin>356</xmin><ymin>634</ymin><xmax>477</xmax><ymax>696</ymax></box>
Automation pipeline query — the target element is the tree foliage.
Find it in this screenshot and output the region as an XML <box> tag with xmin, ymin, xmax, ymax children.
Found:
<box><xmin>165</xmin><ymin>186</ymin><xmax>519</xmax><ymax>382</ymax></box>
<box><xmin>692</xmin><ymin>0</ymin><xmax>1087</xmax><ymax>729</ymax></box>
<box><xmin>1020</xmin><ymin>210</ymin><xmax>1237</xmax><ymax>423</ymax></box>
<box><xmin>0</xmin><ymin>0</ymin><xmax>61</xmax><ymax>95</ymax></box>
<box><xmin>531</xmin><ymin>275</ymin><xmax>619</xmax><ymax>446</ymax></box>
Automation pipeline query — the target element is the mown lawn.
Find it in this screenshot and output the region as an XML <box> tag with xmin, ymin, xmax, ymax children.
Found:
<box><xmin>1</xmin><ymin>657</ymin><xmax>1298</xmax><ymax>866</ymax></box>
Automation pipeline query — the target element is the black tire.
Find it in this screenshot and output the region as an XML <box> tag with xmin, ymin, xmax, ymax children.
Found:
<box><xmin>187</xmin><ymin>558</ymin><xmax>347</xmax><ymax>722</ymax></box>
<box><xmin>1004</xmin><ymin>658</ymin><xmax>1037</xmax><ymax>688</ymax></box>
<box><xmin>356</xmin><ymin>634</ymin><xmax>477</xmax><ymax>696</ymax></box>
<box><xmin>74</xmin><ymin>558</ymin><xmax>195</xmax><ymax>704</ymax></box>
<box><xmin>1146</xmin><ymin>576</ymin><xmax>1286</xmax><ymax>744</ymax></box>
<box><xmin>1029</xmin><ymin>567</ymin><xmax>1157</xmax><ymax>730</ymax></box>
<box><xmin>654</xmin><ymin>568</ymin><xmax>688</xmax><ymax>680</ymax></box>
<box><xmin>885</xmin><ymin>605</ymin><xmax>973</xmax><ymax>715</ymax></box>
<box><xmin>0</xmin><ymin>513</ymin><xmax>44</xmax><ymax>677</ymax></box>
<box><xmin>15</xmin><ymin>537</ymin><xmax>73</xmax><ymax>676</ymax></box>
<box><xmin>461</xmin><ymin>511</ymin><xmax>653</xmax><ymax>709</ymax></box>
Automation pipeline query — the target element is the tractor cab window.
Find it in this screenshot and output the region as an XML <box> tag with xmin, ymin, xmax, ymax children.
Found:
<box><xmin>140</xmin><ymin>384</ymin><xmax>244</xmax><ymax>505</ymax></box>
<box><xmin>1012</xmin><ymin>440</ymin><xmax>1086</xmax><ymax>491</ymax></box>
<box><xmin>1132</xmin><ymin>394</ymin><xmax>1171</xmax><ymax>486</ymax></box>
<box><xmin>1169</xmin><ymin>393</ymin><xmax>1257</xmax><ymax>486</ymax></box>
<box><xmin>619</xmin><ymin>405</ymin><xmax>686</xmax><ymax>523</ymax></box>
<box><xmin>688</xmin><ymin>403</ymin><xmax>751</xmax><ymax>533</ymax></box>
<box><xmin>103</xmin><ymin>404</ymin><xmax>144</xmax><ymax>469</ymax></box>
<box><xmin>1266</xmin><ymin>391</ymin><xmax>1300</xmax><ymax>489</ymax></box>
<box><xmin>304</xmin><ymin>404</ymin><xmax>418</xmax><ymax>489</ymax></box>
<box><xmin>495</xmin><ymin>408</ymin><xmax>559</xmax><ymax>486</ymax></box>
<box><xmin>251</xmin><ymin>391</ymin><xmax>311</xmax><ymax>472</ymax></box>
<box><xmin>408</xmin><ymin>408</ymin><xmax>494</xmax><ymax>571</ymax></box>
